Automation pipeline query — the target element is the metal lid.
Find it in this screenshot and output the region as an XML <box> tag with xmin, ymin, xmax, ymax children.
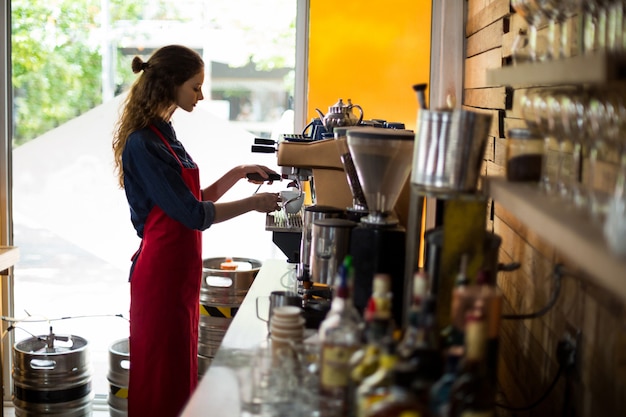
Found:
<box><xmin>333</xmin><ymin>125</ymin><xmax>367</xmax><ymax>136</ymax></box>
<box><xmin>347</xmin><ymin>126</ymin><xmax>414</xmax><ymax>140</ymax></box>
<box><xmin>313</xmin><ymin>218</ymin><xmax>357</xmax><ymax>228</ymax></box>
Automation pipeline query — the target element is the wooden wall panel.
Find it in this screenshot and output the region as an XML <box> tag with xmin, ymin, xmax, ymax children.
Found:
<box><xmin>465</xmin><ymin>48</ymin><xmax>503</xmax><ymax>89</ymax></box>
<box><xmin>464</xmin><ymin>1</ymin><xmax>626</xmax><ymax>414</ymax></box>
<box><xmin>466</xmin><ymin>0</ymin><xmax>510</xmax><ymax>37</ymax></box>
<box><xmin>465</xmin><ymin>86</ymin><xmax>507</xmax><ymax>109</ymax></box>
<box><xmin>467</xmin><ymin>19</ymin><xmax>505</xmax><ymax>58</ymax></box>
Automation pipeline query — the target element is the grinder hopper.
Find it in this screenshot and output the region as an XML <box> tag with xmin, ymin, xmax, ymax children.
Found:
<box><xmin>347</xmin><ymin>127</ymin><xmax>415</xmax><ymax>224</ymax></box>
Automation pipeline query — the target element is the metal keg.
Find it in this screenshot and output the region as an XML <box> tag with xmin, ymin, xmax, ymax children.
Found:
<box><xmin>12</xmin><ymin>333</ymin><xmax>93</xmax><ymax>417</ymax></box>
<box><xmin>107</xmin><ymin>338</ymin><xmax>129</xmax><ymax>417</ymax></box>
<box><xmin>198</xmin><ymin>257</ymin><xmax>261</xmax><ymax>376</ymax></box>
<box><xmin>197</xmin><ymin>355</ymin><xmax>212</xmax><ymax>380</ymax></box>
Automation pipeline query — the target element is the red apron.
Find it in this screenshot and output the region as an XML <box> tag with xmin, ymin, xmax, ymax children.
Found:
<box><xmin>128</xmin><ymin>125</ymin><xmax>202</xmax><ymax>417</ymax></box>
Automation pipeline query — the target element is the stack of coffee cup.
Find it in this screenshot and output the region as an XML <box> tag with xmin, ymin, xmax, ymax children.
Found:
<box><xmin>270</xmin><ymin>305</ymin><xmax>305</xmax><ymax>356</ymax></box>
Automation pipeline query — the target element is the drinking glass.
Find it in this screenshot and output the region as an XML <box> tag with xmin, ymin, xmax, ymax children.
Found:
<box><xmin>607</xmin><ymin>0</ymin><xmax>625</xmax><ymax>53</ymax></box>
<box><xmin>585</xmin><ymin>90</ymin><xmax>616</xmax><ymax>222</ymax></box>
<box><xmin>521</xmin><ymin>89</ymin><xmax>558</xmax><ymax>194</ymax></box>
<box><xmin>511</xmin><ymin>0</ymin><xmax>548</xmax><ymax>62</ymax></box>
<box><xmin>583</xmin><ymin>0</ymin><xmax>610</xmax><ymax>54</ymax></box>
<box><xmin>545</xmin><ymin>89</ymin><xmax>573</xmax><ymax>199</ymax></box>
<box><xmin>603</xmin><ymin>87</ymin><xmax>626</xmax><ymax>256</ymax></box>
<box><xmin>534</xmin><ymin>0</ymin><xmax>582</xmax><ymax>59</ymax></box>
<box><xmin>560</xmin><ymin>90</ymin><xmax>589</xmax><ymax>209</ymax></box>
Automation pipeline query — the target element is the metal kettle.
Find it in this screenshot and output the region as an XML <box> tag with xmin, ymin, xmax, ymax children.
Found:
<box><xmin>315</xmin><ymin>98</ymin><xmax>364</xmax><ymax>131</ymax></box>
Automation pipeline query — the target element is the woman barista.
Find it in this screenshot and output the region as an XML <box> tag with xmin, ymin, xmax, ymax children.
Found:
<box><xmin>112</xmin><ymin>44</ymin><xmax>281</xmax><ymax>416</ymax></box>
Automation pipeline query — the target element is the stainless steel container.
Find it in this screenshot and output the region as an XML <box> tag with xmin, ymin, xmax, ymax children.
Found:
<box><xmin>198</xmin><ymin>257</ymin><xmax>262</xmax><ymax>376</ymax></box>
<box><xmin>310</xmin><ymin>218</ymin><xmax>357</xmax><ymax>285</ymax></box>
<box><xmin>411</xmin><ymin>109</ymin><xmax>492</xmax><ymax>193</ymax></box>
<box><xmin>107</xmin><ymin>338</ymin><xmax>129</xmax><ymax>417</ymax></box>
<box><xmin>13</xmin><ymin>334</ymin><xmax>93</xmax><ymax>417</ymax></box>
<box><xmin>299</xmin><ymin>205</ymin><xmax>345</xmax><ymax>278</ymax></box>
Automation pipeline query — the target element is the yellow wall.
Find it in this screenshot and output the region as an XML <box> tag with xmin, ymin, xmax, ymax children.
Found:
<box><xmin>307</xmin><ymin>0</ymin><xmax>431</xmax><ymax>132</ymax></box>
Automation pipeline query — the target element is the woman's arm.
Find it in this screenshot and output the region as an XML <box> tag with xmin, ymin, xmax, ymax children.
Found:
<box><xmin>201</xmin><ymin>164</ymin><xmax>279</xmax><ymax>201</ymax></box>
<box><xmin>212</xmin><ymin>192</ymin><xmax>281</xmax><ymax>223</ymax></box>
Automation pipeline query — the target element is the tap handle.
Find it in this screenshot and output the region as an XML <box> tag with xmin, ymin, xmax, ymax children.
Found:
<box><xmin>251</xmin><ymin>145</ymin><xmax>277</xmax><ymax>154</ymax></box>
<box><xmin>254</xmin><ymin>138</ymin><xmax>277</xmax><ymax>145</ymax></box>
<box><xmin>247</xmin><ymin>172</ymin><xmax>282</xmax><ymax>182</ymax></box>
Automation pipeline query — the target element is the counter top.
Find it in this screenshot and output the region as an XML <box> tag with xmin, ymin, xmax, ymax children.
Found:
<box><xmin>181</xmin><ymin>259</ymin><xmax>293</xmax><ymax>416</ymax></box>
<box><xmin>0</xmin><ymin>246</ymin><xmax>19</xmax><ymax>274</ymax></box>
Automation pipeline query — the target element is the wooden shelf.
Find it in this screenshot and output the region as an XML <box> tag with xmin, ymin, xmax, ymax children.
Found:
<box><xmin>0</xmin><ymin>246</ymin><xmax>19</xmax><ymax>274</ymax></box>
<box><xmin>486</xmin><ymin>51</ymin><xmax>626</xmax><ymax>87</ymax></box>
<box><xmin>486</xmin><ymin>177</ymin><xmax>626</xmax><ymax>302</ymax></box>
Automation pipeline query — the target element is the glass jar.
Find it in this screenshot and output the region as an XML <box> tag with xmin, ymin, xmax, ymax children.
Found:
<box><xmin>506</xmin><ymin>128</ymin><xmax>543</xmax><ymax>182</ymax></box>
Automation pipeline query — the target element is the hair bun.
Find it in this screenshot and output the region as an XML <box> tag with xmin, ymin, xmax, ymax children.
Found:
<box><xmin>131</xmin><ymin>56</ymin><xmax>149</xmax><ymax>74</ymax></box>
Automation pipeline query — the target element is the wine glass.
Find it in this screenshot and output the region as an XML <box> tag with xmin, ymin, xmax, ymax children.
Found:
<box><xmin>603</xmin><ymin>85</ymin><xmax>626</xmax><ymax>256</ymax></box>
<box><xmin>545</xmin><ymin>89</ymin><xmax>576</xmax><ymax>199</ymax></box>
<box><xmin>583</xmin><ymin>0</ymin><xmax>610</xmax><ymax>54</ymax></box>
<box><xmin>585</xmin><ymin>89</ymin><xmax>615</xmax><ymax>222</ymax></box>
<box><xmin>603</xmin><ymin>87</ymin><xmax>626</xmax><ymax>196</ymax></box>
<box><xmin>534</xmin><ymin>0</ymin><xmax>582</xmax><ymax>59</ymax></box>
<box><xmin>560</xmin><ymin>90</ymin><xmax>590</xmax><ymax>210</ymax></box>
<box><xmin>607</xmin><ymin>0</ymin><xmax>626</xmax><ymax>54</ymax></box>
<box><xmin>511</xmin><ymin>0</ymin><xmax>548</xmax><ymax>62</ymax></box>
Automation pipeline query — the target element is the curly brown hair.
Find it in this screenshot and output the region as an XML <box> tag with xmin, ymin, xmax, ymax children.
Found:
<box><xmin>112</xmin><ymin>45</ymin><xmax>204</xmax><ymax>188</ymax></box>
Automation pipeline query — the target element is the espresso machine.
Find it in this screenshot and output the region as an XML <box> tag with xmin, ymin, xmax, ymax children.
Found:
<box><xmin>346</xmin><ymin>127</ymin><xmax>415</xmax><ymax>326</ymax></box>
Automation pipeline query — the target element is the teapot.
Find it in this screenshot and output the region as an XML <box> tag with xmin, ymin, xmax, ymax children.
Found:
<box><xmin>315</xmin><ymin>98</ymin><xmax>364</xmax><ymax>132</ymax></box>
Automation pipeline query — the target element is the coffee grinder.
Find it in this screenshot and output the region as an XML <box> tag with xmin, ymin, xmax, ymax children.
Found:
<box><xmin>346</xmin><ymin>127</ymin><xmax>415</xmax><ymax>326</ymax></box>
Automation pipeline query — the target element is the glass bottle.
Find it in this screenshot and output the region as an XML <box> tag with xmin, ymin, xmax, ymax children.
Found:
<box><xmin>452</xmin><ymin>268</ymin><xmax>502</xmax><ymax>387</ymax></box>
<box><xmin>365</xmin><ymin>361</ymin><xmax>433</xmax><ymax>417</ymax></box>
<box><xmin>365</xmin><ymin>273</ymin><xmax>394</xmax><ymax>323</ymax></box>
<box><xmin>319</xmin><ymin>256</ymin><xmax>363</xmax><ymax>343</ymax></box>
<box><xmin>447</xmin><ymin>314</ymin><xmax>495</xmax><ymax>417</ymax></box>
<box><xmin>506</xmin><ymin>127</ymin><xmax>543</xmax><ymax>182</ymax></box>
<box><xmin>349</xmin><ymin>274</ymin><xmax>395</xmax><ymax>417</ymax></box>
<box><xmin>442</xmin><ymin>255</ymin><xmax>470</xmax><ymax>352</ymax></box>
<box><xmin>429</xmin><ymin>347</ymin><xmax>462</xmax><ymax>417</ymax></box>
<box><xmin>355</xmin><ymin>339</ymin><xmax>398</xmax><ymax>417</ymax></box>
<box><xmin>319</xmin><ymin>257</ymin><xmax>364</xmax><ymax>416</ymax></box>
<box><xmin>395</xmin><ymin>296</ymin><xmax>443</xmax><ymax>405</ymax></box>
<box><xmin>396</xmin><ymin>269</ymin><xmax>429</xmax><ymax>360</ymax></box>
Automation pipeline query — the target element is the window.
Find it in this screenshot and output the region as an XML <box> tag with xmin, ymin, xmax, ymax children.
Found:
<box><xmin>5</xmin><ymin>0</ymin><xmax>301</xmax><ymax>402</ymax></box>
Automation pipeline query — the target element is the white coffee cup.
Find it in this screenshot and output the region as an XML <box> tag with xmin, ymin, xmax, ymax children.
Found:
<box><xmin>280</xmin><ymin>189</ymin><xmax>305</xmax><ymax>214</ymax></box>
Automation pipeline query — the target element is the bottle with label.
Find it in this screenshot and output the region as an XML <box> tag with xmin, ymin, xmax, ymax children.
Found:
<box><xmin>396</xmin><ymin>270</ymin><xmax>429</xmax><ymax>359</ymax></box>
<box><xmin>365</xmin><ymin>273</ymin><xmax>394</xmax><ymax>323</ymax></box>
<box><xmin>450</xmin><ymin>267</ymin><xmax>502</xmax><ymax>388</ymax></box>
<box><xmin>447</xmin><ymin>314</ymin><xmax>495</xmax><ymax>417</ymax></box>
<box><xmin>429</xmin><ymin>346</ymin><xmax>463</xmax><ymax>417</ymax></box>
<box><xmin>395</xmin><ymin>296</ymin><xmax>443</xmax><ymax>405</ymax></box>
<box><xmin>319</xmin><ymin>257</ymin><xmax>364</xmax><ymax>416</ymax></box>
<box><xmin>365</xmin><ymin>359</ymin><xmax>433</xmax><ymax>417</ymax></box>
<box><xmin>349</xmin><ymin>274</ymin><xmax>396</xmax><ymax>417</ymax></box>
<box><xmin>441</xmin><ymin>255</ymin><xmax>470</xmax><ymax>354</ymax></box>
<box><xmin>319</xmin><ymin>256</ymin><xmax>363</xmax><ymax>343</ymax></box>
<box><xmin>355</xmin><ymin>339</ymin><xmax>398</xmax><ymax>417</ymax></box>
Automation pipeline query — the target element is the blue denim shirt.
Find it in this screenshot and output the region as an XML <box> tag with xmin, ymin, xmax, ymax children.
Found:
<box><xmin>122</xmin><ymin>120</ymin><xmax>215</xmax><ymax>239</ymax></box>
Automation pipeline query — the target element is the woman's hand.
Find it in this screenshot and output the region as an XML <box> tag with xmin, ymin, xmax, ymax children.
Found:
<box><xmin>203</xmin><ymin>165</ymin><xmax>280</xmax><ymax>202</ymax></box>
<box><xmin>240</xmin><ymin>165</ymin><xmax>281</xmax><ymax>185</ymax></box>
<box><xmin>212</xmin><ymin>192</ymin><xmax>281</xmax><ymax>223</ymax></box>
<box><xmin>253</xmin><ymin>192</ymin><xmax>281</xmax><ymax>213</ymax></box>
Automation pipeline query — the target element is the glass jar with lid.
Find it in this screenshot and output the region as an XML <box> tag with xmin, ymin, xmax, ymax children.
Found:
<box><xmin>506</xmin><ymin>127</ymin><xmax>543</xmax><ymax>182</ymax></box>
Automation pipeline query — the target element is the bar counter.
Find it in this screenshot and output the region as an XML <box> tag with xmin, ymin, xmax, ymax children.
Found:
<box><xmin>181</xmin><ymin>258</ymin><xmax>293</xmax><ymax>416</ymax></box>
